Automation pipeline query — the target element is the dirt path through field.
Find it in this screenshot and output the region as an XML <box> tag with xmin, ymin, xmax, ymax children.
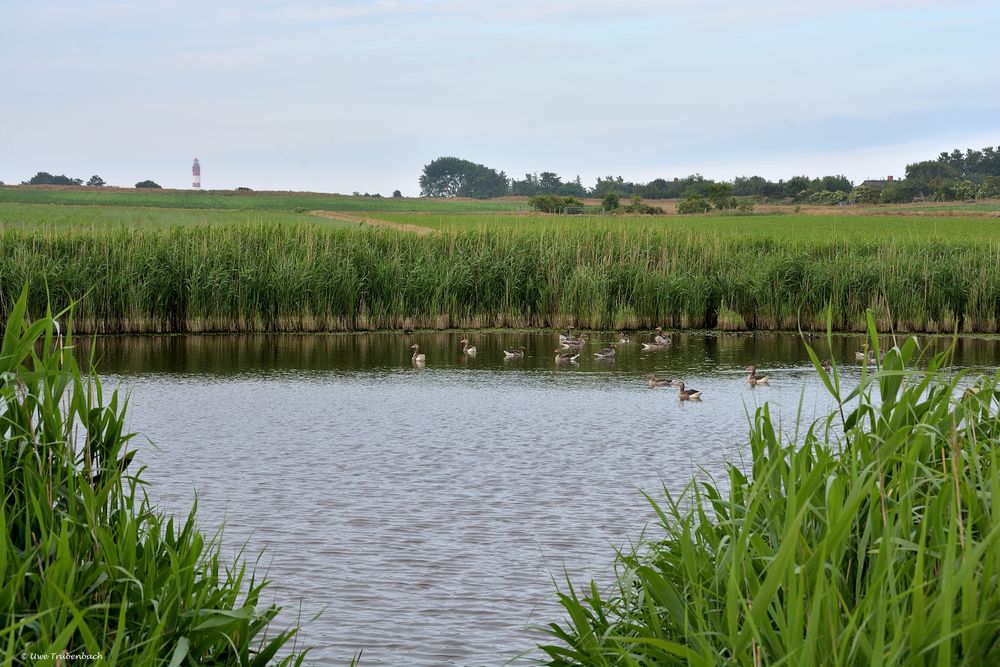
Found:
<box><xmin>308</xmin><ymin>210</ymin><xmax>435</xmax><ymax>234</ymax></box>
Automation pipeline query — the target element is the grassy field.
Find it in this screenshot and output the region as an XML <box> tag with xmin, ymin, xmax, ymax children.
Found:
<box><xmin>0</xmin><ymin>186</ymin><xmax>525</xmax><ymax>213</ymax></box>
<box><xmin>3</xmin><ymin>187</ymin><xmax>1000</xmax><ymax>334</ymax></box>
<box><xmin>373</xmin><ymin>211</ymin><xmax>1000</xmax><ymax>242</ymax></box>
<box><xmin>0</xmin><ymin>201</ymin><xmax>352</xmax><ymax>229</ymax></box>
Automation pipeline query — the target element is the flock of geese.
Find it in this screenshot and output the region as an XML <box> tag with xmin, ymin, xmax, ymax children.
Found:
<box><xmin>409</xmin><ymin>326</ymin><xmax>880</xmax><ymax>401</ymax></box>
<box><xmin>408</xmin><ymin>327</ymin><xmax>762</xmax><ymax>402</ymax></box>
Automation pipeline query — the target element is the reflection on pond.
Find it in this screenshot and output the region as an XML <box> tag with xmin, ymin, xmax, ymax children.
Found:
<box><xmin>83</xmin><ymin>331</ymin><xmax>998</xmax><ymax>666</ymax></box>
<box><xmin>84</xmin><ymin>330</ymin><xmax>1000</xmax><ymax>377</ymax></box>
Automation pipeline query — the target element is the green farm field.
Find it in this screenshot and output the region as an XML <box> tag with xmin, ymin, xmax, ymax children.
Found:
<box><xmin>371</xmin><ymin>210</ymin><xmax>1000</xmax><ymax>242</ymax></box>
<box><xmin>0</xmin><ymin>201</ymin><xmax>348</xmax><ymax>229</ymax></box>
<box><xmin>0</xmin><ymin>185</ymin><xmax>525</xmax><ymax>213</ymax></box>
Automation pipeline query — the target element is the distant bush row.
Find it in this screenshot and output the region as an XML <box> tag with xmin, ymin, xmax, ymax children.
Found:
<box><xmin>19</xmin><ymin>171</ymin><xmax>161</xmax><ymax>189</ymax></box>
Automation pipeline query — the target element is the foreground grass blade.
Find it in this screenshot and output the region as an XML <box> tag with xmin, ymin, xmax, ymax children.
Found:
<box><xmin>541</xmin><ymin>310</ymin><xmax>1000</xmax><ymax>666</ymax></box>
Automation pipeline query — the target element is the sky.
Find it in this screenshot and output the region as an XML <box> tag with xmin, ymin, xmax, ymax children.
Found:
<box><xmin>2</xmin><ymin>0</ymin><xmax>999</xmax><ymax>195</ymax></box>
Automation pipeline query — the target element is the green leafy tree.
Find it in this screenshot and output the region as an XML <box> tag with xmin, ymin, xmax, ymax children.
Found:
<box><xmin>538</xmin><ymin>172</ymin><xmax>562</xmax><ymax>192</ymax></box>
<box><xmin>135</xmin><ymin>180</ymin><xmax>162</xmax><ymax>189</ymax></box>
<box><xmin>510</xmin><ymin>172</ymin><xmax>539</xmax><ymax>196</ymax></box>
<box><xmin>677</xmin><ymin>194</ymin><xmax>712</xmax><ymax>214</ymax></box>
<box><xmin>86</xmin><ymin>175</ymin><xmax>106</xmax><ymax>187</ymax></box>
<box><xmin>559</xmin><ymin>175</ymin><xmax>587</xmax><ymax>198</ymax></box>
<box><xmin>24</xmin><ymin>171</ymin><xmax>82</xmax><ymax>186</ymax></box>
<box><xmin>622</xmin><ymin>194</ymin><xmax>665</xmax><ymax>214</ymax></box>
<box><xmin>601</xmin><ymin>192</ymin><xmax>621</xmax><ymax>211</ymax></box>
<box><xmin>817</xmin><ymin>175</ymin><xmax>853</xmax><ymax>192</ymax></box>
<box><xmin>708</xmin><ymin>183</ymin><xmax>735</xmax><ymax>210</ymax></box>
<box><xmin>782</xmin><ymin>175</ymin><xmax>811</xmax><ymax>199</ymax></box>
<box><xmin>676</xmin><ymin>174</ymin><xmax>715</xmax><ymax>198</ymax></box>
<box><xmin>880</xmin><ymin>182</ymin><xmax>919</xmax><ymax>204</ymax></box>
<box><xmin>528</xmin><ymin>194</ymin><xmax>583</xmax><ymax>213</ymax></box>
<box><xmin>978</xmin><ymin>176</ymin><xmax>1000</xmax><ymax>199</ymax></box>
<box><xmin>848</xmin><ymin>186</ymin><xmax>881</xmax><ymax>205</ymax></box>
<box><xmin>392</xmin><ymin>189</ymin><xmax>402</xmax><ymax>198</ymax></box>
<box><xmin>592</xmin><ymin>175</ymin><xmax>637</xmax><ymax>197</ymax></box>
<box><xmin>905</xmin><ymin>160</ymin><xmax>956</xmax><ymax>196</ymax></box>
<box><xmin>733</xmin><ymin>175</ymin><xmax>780</xmax><ymax>198</ymax></box>
<box><xmin>419</xmin><ymin>156</ymin><xmax>508</xmax><ymax>198</ymax></box>
<box><xmin>638</xmin><ymin>178</ymin><xmax>674</xmax><ymax>199</ymax></box>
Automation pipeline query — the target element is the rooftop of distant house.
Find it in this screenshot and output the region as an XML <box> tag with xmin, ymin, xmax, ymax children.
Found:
<box><xmin>860</xmin><ymin>176</ymin><xmax>899</xmax><ymax>189</ymax></box>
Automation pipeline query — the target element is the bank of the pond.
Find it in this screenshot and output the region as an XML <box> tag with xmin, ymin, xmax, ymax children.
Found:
<box><xmin>0</xmin><ymin>291</ymin><xmax>311</xmax><ymax>666</ymax></box>
<box><xmin>3</xmin><ymin>221</ymin><xmax>999</xmax><ymax>333</ymax></box>
<box><xmin>542</xmin><ymin>331</ymin><xmax>1000</xmax><ymax>666</ymax></box>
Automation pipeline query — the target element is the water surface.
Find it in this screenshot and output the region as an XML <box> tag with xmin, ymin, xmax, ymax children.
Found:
<box><xmin>86</xmin><ymin>331</ymin><xmax>998</xmax><ymax>666</ymax></box>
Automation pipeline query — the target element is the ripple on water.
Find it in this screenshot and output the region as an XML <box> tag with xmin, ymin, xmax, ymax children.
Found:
<box><xmin>91</xmin><ymin>331</ymin><xmax>998</xmax><ymax>665</ymax></box>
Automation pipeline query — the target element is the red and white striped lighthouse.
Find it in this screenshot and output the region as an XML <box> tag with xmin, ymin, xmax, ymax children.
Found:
<box><xmin>192</xmin><ymin>158</ymin><xmax>201</xmax><ymax>189</ymax></box>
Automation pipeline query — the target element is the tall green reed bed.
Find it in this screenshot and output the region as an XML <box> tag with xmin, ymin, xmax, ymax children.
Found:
<box><xmin>541</xmin><ymin>319</ymin><xmax>999</xmax><ymax>666</ymax></box>
<box><xmin>3</xmin><ymin>222</ymin><xmax>1000</xmax><ymax>333</ymax></box>
<box><xmin>0</xmin><ymin>290</ymin><xmax>308</xmax><ymax>666</ymax></box>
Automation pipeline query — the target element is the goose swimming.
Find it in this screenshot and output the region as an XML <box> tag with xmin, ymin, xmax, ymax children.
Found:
<box><xmin>744</xmin><ymin>365</ymin><xmax>769</xmax><ymax>385</ymax></box>
<box><xmin>671</xmin><ymin>380</ymin><xmax>702</xmax><ymax>400</ymax></box>
<box><xmin>554</xmin><ymin>348</ymin><xmax>580</xmax><ymax>364</ymax></box>
<box><xmin>594</xmin><ymin>343</ymin><xmax>617</xmax><ymax>358</ymax></box>
<box><xmin>410</xmin><ymin>344</ymin><xmax>426</xmax><ymax>364</ymax></box>
<box><xmin>460</xmin><ymin>338</ymin><xmax>477</xmax><ymax>357</ymax></box>
<box><xmin>647</xmin><ymin>373</ymin><xmax>673</xmax><ymax>388</ymax></box>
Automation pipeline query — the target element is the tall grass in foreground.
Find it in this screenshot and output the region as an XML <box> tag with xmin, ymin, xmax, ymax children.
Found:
<box><xmin>4</xmin><ymin>222</ymin><xmax>1000</xmax><ymax>333</ymax></box>
<box><xmin>0</xmin><ymin>289</ymin><xmax>308</xmax><ymax>665</ymax></box>
<box><xmin>541</xmin><ymin>315</ymin><xmax>999</xmax><ymax>666</ymax></box>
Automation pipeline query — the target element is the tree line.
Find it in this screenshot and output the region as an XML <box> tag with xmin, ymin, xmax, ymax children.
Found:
<box><xmin>17</xmin><ymin>172</ymin><xmax>161</xmax><ymax>188</ymax></box>
<box><xmin>896</xmin><ymin>147</ymin><xmax>1000</xmax><ymax>202</ymax></box>
<box><xmin>420</xmin><ymin>146</ymin><xmax>1000</xmax><ymax>204</ymax></box>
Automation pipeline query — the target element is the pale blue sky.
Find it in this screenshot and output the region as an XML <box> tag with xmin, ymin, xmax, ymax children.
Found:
<box><xmin>2</xmin><ymin>1</ymin><xmax>998</xmax><ymax>194</ymax></box>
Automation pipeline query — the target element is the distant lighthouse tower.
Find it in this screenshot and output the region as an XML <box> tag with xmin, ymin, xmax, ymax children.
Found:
<box><xmin>192</xmin><ymin>158</ymin><xmax>201</xmax><ymax>189</ymax></box>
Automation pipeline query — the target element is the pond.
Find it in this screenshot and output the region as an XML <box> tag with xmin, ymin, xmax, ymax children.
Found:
<box><xmin>86</xmin><ymin>330</ymin><xmax>998</xmax><ymax>666</ymax></box>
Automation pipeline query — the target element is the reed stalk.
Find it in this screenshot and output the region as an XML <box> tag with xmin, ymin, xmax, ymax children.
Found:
<box><xmin>4</xmin><ymin>222</ymin><xmax>1000</xmax><ymax>334</ymax></box>
<box><xmin>0</xmin><ymin>288</ymin><xmax>310</xmax><ymax>665</ymax></box>
<box><xmin>540</xmin><ymin>312</ymin><xmax>1000</xmax><ymax>666</ymax></box>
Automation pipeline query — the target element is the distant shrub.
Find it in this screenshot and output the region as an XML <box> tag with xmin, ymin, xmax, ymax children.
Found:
<box><xmin>880</xmin><ymin>183</ymin><xmax>919</xmax><ymax>204</ymax></box>
<box><xmin>25</xmin><ymin>171</ymin><xmax>82</xmax><ymax>186</ymax></box>
<box><xmin>528</xmin><ymin>194</ymin><xmax>583</xmax><ymax>213</ymax></box>
<box><xmin>708</xmin><ymin>183</ymin><xmax>736</xmax><ymax>210</ymax></box>
<box><xmin>393</xmin><ymin>189</ymin><xmax>403</xmax><ymax>198</ymax></box>
<box><xmin>848</xmin><ymin>186</ymin><xmax>881</xmax><ymax>205</ymax></box>
<box><xmin>677</xmin><ymin>194</ymin><xmax>712</xmax><ymax>214</ymax></box>
<box><xmin>134</xmin><ymin>180</ymin><xmax>162</xmax><ymax>189</ymax></box>
<box><xmin>978</xmin><ymin>176</ymin><xmax>1000</xmax><ymax>199</ymax></box>
<box><xmin>236</xmin><ymin>186</ymin><xmax>253</xmax><ymax>192</ymax></box>
<box><xmin>601</xmin><ymin>192</ymin><xmax>621</xmax><ymax>212</ymax></box>
<box><xmin>621</xmin><ymin>194</ymin><xmax>665</xmax><ymax>214</ymax></box>
<box><xmin>809</xmin><ymin>189</ymin><xmax>849</xmax><ymax>206</ymax></box>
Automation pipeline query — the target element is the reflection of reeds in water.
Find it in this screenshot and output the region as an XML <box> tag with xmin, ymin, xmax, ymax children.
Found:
<box><xmin>77</xmin><ymin>330</ymin><xmax>1000</xmax><ymax>377</ymax></box>
<box><xmin>542</xmin><ymin>319</ymin><xmax>1000</xmax><ymax>665</ymax></box>
<box><xmin>7</xmin><ymin>222</ymin><xmax>1000</xmax><ymax>333</ymax></box>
